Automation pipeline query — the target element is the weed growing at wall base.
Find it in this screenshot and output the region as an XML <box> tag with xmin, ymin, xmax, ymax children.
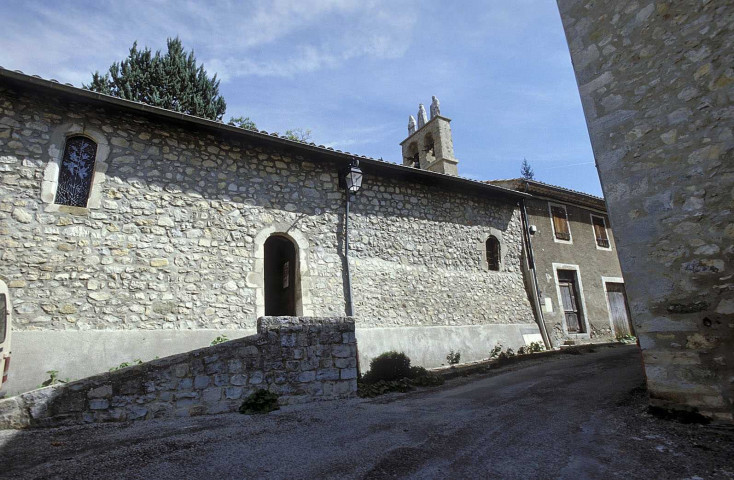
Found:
<box><xmin>446</xmin><ymin>350</ymin><xmax>461</xmax><ymax>365</ymax></box>
<box><xmin>210</xmin><ymin>335</ymin><xmax>229</xmax><ymax>346</ymax></box>
<box><xmin>110</xmin><ymin>359</ymin><xmax>143</xmax><ymax>372</ymax></box>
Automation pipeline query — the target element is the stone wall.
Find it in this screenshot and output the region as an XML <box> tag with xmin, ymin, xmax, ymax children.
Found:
<box><xmin>0</xmin><ymin>317</ymin><xmax>357</xmax><ymax>428</ymax></box>
<box><xmin>0</xmin><ymin>80</ymin><xmax>537</xmax><ymax>391</ymax></box>
<box><xmin>557</xmin><ymin>0</ymin><xmax>734</xmax><ymax>421</ymax></box>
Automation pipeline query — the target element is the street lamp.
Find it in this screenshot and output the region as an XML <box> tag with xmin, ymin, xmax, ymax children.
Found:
<box><xmin>344</xmin><ymin>159</ymin><xmax>363</xmax><ymax>194</ymax></box>
<box><xmin>342</xmin><ymin>159</ymin><xmax>363</xmax><ymax>316</ymax></box>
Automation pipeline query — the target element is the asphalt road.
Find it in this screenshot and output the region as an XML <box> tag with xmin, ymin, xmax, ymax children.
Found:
<box><xmin>2</xmin><ymin>345</ymin><xmax>733</xmax><ymax>479</ymax></box>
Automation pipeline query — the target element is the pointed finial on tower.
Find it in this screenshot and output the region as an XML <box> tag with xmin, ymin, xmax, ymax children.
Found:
<box><xmin>430</xmin><ymin>96</ymin><xmax>440</xmax><ymax>118</ymax></box>
<box><xmin>408</xmin><ymin>115</ymin><xmax>416</xmax><ymax>135</ymax></box>
<box><xmin>417</xmin><ymin>104</ymin><xmax>428</xmax><ymax>128</ymax></box>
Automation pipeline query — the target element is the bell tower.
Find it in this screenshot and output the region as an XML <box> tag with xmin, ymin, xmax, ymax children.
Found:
<box><xmin>400</xmin><ymin>96</ymin><xmax>459</xmax><ymax>176</ymax></box>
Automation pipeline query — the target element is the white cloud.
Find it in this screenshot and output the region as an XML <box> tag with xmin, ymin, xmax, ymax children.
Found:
<box><xmin>0</xmin><ymin>0</ymin><xmax>416</xmax><ymax>84</ymax></box>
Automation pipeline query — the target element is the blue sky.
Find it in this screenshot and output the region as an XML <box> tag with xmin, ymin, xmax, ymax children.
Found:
<box><xmin>1</xmin><ymin>1</ymin><xmax>602</xmax><ymax>195</ymax></box>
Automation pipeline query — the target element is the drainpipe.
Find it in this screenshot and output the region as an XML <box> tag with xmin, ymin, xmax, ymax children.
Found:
<box><xmin>344</xmin><ymin>192</ymin><xmax>354</xmax><ymax>317</ymax></box>
<box><xmin>520</xmin><ymin>198</ymin><xmax>552</xmax><ymax>349</ymax></box>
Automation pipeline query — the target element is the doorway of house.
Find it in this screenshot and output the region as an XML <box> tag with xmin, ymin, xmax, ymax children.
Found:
<box><xmin>558</xmin><ymin>269</ymin><xmax>585</xmax><ymax>333</ymax></box>
<box><xmin>264</xmin><ymin>235</ymin><xmax>297</xmax><ymax>316</ymax></box>
<box><xmin>606</xmin><ymin>282</ymin><xmax>634</xmax><ymax>337</ymax></box>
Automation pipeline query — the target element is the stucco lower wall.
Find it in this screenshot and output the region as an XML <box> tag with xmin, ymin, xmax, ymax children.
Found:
<box><xmin>356</xmin><ymin>324</ymin><xmax>542</xmax><ymax>370</ymax></box>
<box><xmin>6</xmin><ymin>322</ymin><xmax>544</xmax><ymax>396</ymax></box>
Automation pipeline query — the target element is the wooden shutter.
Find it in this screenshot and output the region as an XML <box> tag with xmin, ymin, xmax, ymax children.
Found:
<box><xmin>592</xmin><ymin>216</ymin><xmax>609</xmax><ymax>248</ymax></box>
<box><xmin>551</xmin><ymin>206</ymin><xmax>570</xmax><ymax>241</ymax></box>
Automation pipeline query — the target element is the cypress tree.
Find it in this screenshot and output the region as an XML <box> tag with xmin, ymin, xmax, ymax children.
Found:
<box><xmin>521</xmin><ymin>158</ymin><xmax>535</xmax><ymax>180</ymax></box>
<box><xmin>85</xmin><ymin>37</ymin><xmax>226</xmax><ymax>121</ymax></box>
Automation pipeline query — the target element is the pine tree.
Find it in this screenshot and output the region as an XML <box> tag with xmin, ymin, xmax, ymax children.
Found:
<box><xmin>85</xmin><ymin>37</ymin><xmax>226</xmax><ymax>121</ymax></box>
<box><xmin>521</xmin><ymin>158</ymin><xmax>535</xmax><ymax>180</ymax></box>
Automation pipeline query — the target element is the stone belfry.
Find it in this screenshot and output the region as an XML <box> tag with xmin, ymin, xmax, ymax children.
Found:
<box><xmin>400</xmin><ymin>96</ymin><xmax>459</xmax><ymax>176</ymax></box>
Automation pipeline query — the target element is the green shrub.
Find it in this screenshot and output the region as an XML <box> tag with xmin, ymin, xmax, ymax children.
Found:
<box><xmin>358</xmin><ymin>357</ymin><xmax>444</xmax><ymax>397</ymax></box>
<box><xmin>210</xmin><ymin>335</ymin><xmax>229</xmax><ymax>346</ymax></box>
<box><xmin>489</xmin><ymin>344</ymin><xmax>503</xmax><ymax>359</ymax></box>
<box><xmin>239</xmin><ymin>389</ymin><xmax>280</xmax><ymax>415</ymax></box>
<box><xmin>361</xmin><ymin>351</ymin><xmax>412</xmax><ymax>383</ymax></box>
<box><xmin>410</xmin><ymin>371</ymin><xmax>444</xmax><ymax>388</ymax></box>
<box><xmin>358</xmin><ymin>379</ymin><xmax>414</xmax><ymax>397</ymax></box>
<box><xmin>446</xmin><ymin>350</ymin><xmax>461</xmax><ymax>365</ymax></box>
<box><xmin>517</xmin><ymin>341</ymin><xmax>545</xmax><ymax>355</ymax></box>
<box><xmin>497</xmin><ymin>348</ymin><xmax>515</xmax><ymax>360</ymax></box>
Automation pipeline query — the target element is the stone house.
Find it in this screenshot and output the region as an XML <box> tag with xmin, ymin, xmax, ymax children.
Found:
<box><xmin>490</xmin><ymin>179</ymin><xmax>632</xmax><ymax>348</ymax></box>
<box><xmin>0</xmin><ymin>68</ymin><xmax>548</xmax><ymax>394</ymax></box>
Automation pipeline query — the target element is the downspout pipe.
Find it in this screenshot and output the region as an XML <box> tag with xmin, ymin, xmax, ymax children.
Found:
<box><xmin>344</xmin><ymin>192</ymin><xmax>354</xmax><ymax>317</ymax></box>
<box><xmin>520</xmin><ymin>198</ymin><xmax>552</xmax><ymax>349</ymax></box>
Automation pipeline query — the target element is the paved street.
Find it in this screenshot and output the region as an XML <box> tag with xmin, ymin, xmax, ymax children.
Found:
<box><xmin>2</xmin><ymin>345</ymin><xmax>733</xmax><ymax>479</ymax></box>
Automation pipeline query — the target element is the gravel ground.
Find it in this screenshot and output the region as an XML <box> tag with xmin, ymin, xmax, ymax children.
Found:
<box><xmin>2</xmin><ymin>344</ymin><xmax>733</xmax><ymax>479</ymax></box>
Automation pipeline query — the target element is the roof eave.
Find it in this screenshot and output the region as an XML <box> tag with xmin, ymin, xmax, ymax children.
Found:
<box><xmin>0</xmin><ymin>67</ymin><xmax>529</xmax><ymax>201</ymax></box>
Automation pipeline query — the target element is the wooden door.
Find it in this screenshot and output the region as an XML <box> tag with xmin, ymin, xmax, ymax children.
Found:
<box><xmin>558</xmin><ymin>270</ymin><xmax>584</xmax><ymax>333</ymax></box>
<box><xmin>606</xmin><ymin>283</ymin><xmax>633</xmax><ymax>336</ymax></box>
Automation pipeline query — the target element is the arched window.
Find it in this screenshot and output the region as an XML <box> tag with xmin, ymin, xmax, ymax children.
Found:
<box><xmin>408</xmin><ymin>142</ymin><xmax>420</xmax><ymax>168</ymax></box>
<box><xmin>424</xmin><ymin>133</ymin><xmax>435</xmax><ymax>160</ymax></box>
<box><xmin>55</xmin><ymin>136</ymin><xmax>98</xmax><ymax>207</ymax></box>
<box><xmin>486</xmin><ymin>236</ymin><xmax>500</xmax><ymax>271</ymax></box>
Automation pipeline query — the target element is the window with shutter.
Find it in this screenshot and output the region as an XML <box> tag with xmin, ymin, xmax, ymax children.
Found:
<box><xmin>591</xmin><ymin>215</ymin><xmax>610</xmax><ymax>248</ymax></box>
<box><xmin>550</xmin><ymin>205</ymin><xmax>571</xmax><ymax>241</ymax></box>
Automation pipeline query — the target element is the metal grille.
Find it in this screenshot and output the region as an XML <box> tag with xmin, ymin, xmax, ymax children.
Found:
<box><xmin>55</xmin><ymin>136</ymin><xmax>97</xmax><ymax>207</ymax></box>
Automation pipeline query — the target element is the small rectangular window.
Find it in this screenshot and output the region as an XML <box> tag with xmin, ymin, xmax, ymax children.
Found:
<box><xmin>551</xmin><ymin>205</ymin><xmax>571</xmax><ymax>241</ymax></box>
<box><xmin>592</xmin><ymin>215</ymin><xmax>610</xmax><ymax>248</ymax></box>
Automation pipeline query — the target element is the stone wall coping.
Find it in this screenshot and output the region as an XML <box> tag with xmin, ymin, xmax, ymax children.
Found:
<box><xmin>258</xmin><ymin>316</ymin><xmax>356</xmax><ymax>330</ymax></box>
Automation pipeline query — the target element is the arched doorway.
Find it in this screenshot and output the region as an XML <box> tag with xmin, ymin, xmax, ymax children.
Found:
<box><xmin>264</xmin><ymin>235</ymin><xmax>297</xmax><ymax>316</ymax></box>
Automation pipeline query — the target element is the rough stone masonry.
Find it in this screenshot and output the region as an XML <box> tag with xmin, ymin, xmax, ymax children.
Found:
<box><xmin>557</xmin><ymin>0</ymin><xmax>734</xmax><ymax>421</ymax></box>
<box><xmin>0</xmin><ymin>317</ymin><xmax>357</xmax><ymax>428</ymax></box>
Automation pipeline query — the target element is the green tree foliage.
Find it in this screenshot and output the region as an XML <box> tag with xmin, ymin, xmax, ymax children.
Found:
<box><xmin>284</xmin><ymin>128</ymin><xmax>312</xmax><ymax>142</ymax></box>
<box><xmin>228</xmin><ymin>116</ymin><xmax>257</xmax><ymax>130</ymax></box>
<box><xmin>521</xmin><ymin>158</ymin><xmax>535</xmax><ymax>180</ymax></box>
<box><xmin>85</xmin><ymin>37</ymin><xmax>226</xmax><ymax>121</ymax></box>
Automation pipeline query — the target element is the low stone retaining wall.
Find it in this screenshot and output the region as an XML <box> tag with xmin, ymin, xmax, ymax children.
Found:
<box><xmin>0</xmin><ymin>317</ymin><xmax>357</xmax><ymax>429</ymax></box>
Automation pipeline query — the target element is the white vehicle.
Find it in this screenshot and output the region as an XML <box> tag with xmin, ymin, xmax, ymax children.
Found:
<box><xmin>0</xmin><ymin>280</ymin><xmax>11</xmax><ymax>393</ymax></box>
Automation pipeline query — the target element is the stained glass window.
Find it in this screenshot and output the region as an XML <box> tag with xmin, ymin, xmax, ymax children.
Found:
<box><xmin>55</xmin><ymin>136</ymin><xmax>97</xmax><ymax>207</ymax></box>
